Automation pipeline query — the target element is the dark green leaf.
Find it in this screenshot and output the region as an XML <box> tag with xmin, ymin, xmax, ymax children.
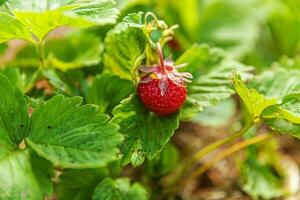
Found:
<box><xmin>87</xmin><ymin>72</ymin><xmax>134</xmax><ymax>114</ymax></box>
<box><xmin>0</xmin><ymin>74</ymin><xmax>29</xmax><ymax>158</ymax></box>
<box><xmin>112</xmin><ymin>94</ymin><xmax>180</xmax><ymax>166</ymax></box>
<box><xmin>0</xmin><ymin>67</ymin><xmax>34</xmax><ymax>92</ymax></box>
<box><xmin>93</xmin><ymin>178</ymin><xmax>148</xmax><ymax>200</ymax></box>
<box><xmin>104</xmin><ymin>13</ymin><xmax>148</xmax><ymax>80</ymax></box>
<box><xmin>43</xmin><ymin>68</ymin><xmax>86</xmax><ymax>96</ymax></box>
<box><xmin>57</xmin><ymin>168</ymin><xmax>109</xmax><ymax>200</ymax></box>
<box><xmin>146</xmin><ymin>143</ymin><xmax>179</xmax><ymax>177</ymax></box>
<box><xmin>26</xmin><ymin>95</ymin><xmax>123</xmax><ymax>168</ymax></box>
<box><xmin>178</xmin><ymin>44</ymin><xmax>253</xmax><ymax>119</ymax></box>
<box><xmin>0</xmin><ymin>43</ymin><xmax>7</xmax><ymax>55</ymax></box>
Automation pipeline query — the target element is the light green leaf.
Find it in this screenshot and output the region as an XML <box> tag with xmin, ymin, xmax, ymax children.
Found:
<box><xmin>262</xmin><ymin>93</ymin><xmax>300</xmax><ymax>138</ymax></box>
<box><xmin>87</xmin><ymin>72</ymin><xmax>134</xmax><ymax>114</ymax></box>
<box><xmin>0</xmin><ymin>74</ymin><xmax>29</xmax><ymax>159</ymax></box>
<box><xmin>192</xmin><ymin>99</ymin><xmax>236</xmax><ymax>127</ymax></box>
<box><xmin>93</xmin><ymin>178</ymin><xmax>148</xmax><ymax>200</ymax></box>
<box><xmin>9</xmin><ymin>0</ymin><xmax>119</xmax><ymax>40</ymax></box>
<box><xmin>233</xmin><ymin>74</ymin><xmax>277</xmax><ymax>122</ymax></box>
<box><xmin>57</xmin><ymin>168</ymin><xmax>109</xmax><ymax>200</ymax></box>
<box><xmin>112</xmin><ymin>94</ymin><xmax>180</xmax><ymax>166</ymax></box>
<box><xmin>264</xmin><ymin>119</ymin><xmax>300</xmax><ymax>138</ymax></box>
<box><xmin>0</xmin><ymin>150</ymin><xmax>53</xmax><ymax>200</ymax></box>
<box><xmin>45</xmin><ymin>29</ymin><xmax>104</xmax><ymax>71</ymax></box>
<box><xmin>104</xmin><ymin>13</ymin><xmax>148</xmax><ymax>80</ymax></box>
<box><xmin>178</xmin><ymin>44</ymin><xmax>253</xmax><ymax>119</ymax></box>
<box><xmin>263</xmin><ymin>93</ymin><xmax>300</xmax><ymax>124</ymax></box>
<box><xmin>6</xmin><ymin>0</ymin><xmax>74</xmax><ymax>11</ymax></box>
<box><xmin>0</xmin><ymin>12</ymin><xmax>34</xmax><ymax>43</ymax></box>
<box><xmin>241</xmin><ymin>147</ymin><xmax>284</xmax><ymax>200</ymax></box>
<box><xmin>250</xmin><ymin>67</ymin><xmax>300</xmax><ymax>98</ymax></box>
<box><xmin>26</xmin><ymin>95</ymin><xmax>123</xmax><ymax>168</ymax></box>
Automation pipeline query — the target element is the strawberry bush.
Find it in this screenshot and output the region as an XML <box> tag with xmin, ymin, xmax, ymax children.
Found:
<box><xmin>0</xmin><ymin>0</ymin><xmax>300</xmax><ymax>199</ymax></box>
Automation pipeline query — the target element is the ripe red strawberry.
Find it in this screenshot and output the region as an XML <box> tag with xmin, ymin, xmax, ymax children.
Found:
<box><xmin>137</xmin><ymin>44</ymin><xmax>192</xmax><ymax>116</ymax></box>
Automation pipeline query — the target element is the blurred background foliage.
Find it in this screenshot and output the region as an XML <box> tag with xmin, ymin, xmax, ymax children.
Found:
<box><xmin>116</xmin><ymin>0</ymin><xmax>300</xmax><ymax>70</ymax></box>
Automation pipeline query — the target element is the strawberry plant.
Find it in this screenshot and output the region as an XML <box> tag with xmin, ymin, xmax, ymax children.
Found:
<box><xmin>1</xmin><ymin>0</ymin><xmax>300</xmax><ymax>200</ymax></box>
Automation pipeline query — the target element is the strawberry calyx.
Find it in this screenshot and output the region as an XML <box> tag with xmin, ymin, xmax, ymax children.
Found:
<box><xmin>139</xmin><ymin>44</ymin><xmax>193</xmax><ymax>96</ymax></box>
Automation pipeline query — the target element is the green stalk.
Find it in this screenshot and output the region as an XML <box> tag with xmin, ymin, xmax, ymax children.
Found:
<box><xmin>189</xmin><ymin>133</ymin><xmax>274</xmax><ymax>179</ymax></box>
<box><xmin>162</xmin><ymin>122</ymin><xmax>253</xmax><ymax>189</ymax></box>
<box><xmin>24</xmin><ymin>41</ymin><xmax>46</xmax><ymax>94</ymax></box>
<box><xmin>190</xmin><ymin>123</ymin><xmax>253</xmax><ymax>163</ymax></box>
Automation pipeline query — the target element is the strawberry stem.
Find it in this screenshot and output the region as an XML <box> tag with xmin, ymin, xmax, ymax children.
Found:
<box><xmin>157</xmin><ymin>43</ymin><xmax>167</xmax><ymax>74</ymax></box>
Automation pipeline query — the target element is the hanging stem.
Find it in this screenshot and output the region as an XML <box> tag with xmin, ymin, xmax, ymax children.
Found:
<box><xmin>156</xmin><ymin>43</ymin><xmax>166</xmax><ymax>72</ymax></box>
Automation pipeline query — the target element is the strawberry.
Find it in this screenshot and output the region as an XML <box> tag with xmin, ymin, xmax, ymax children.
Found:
<box><xmin>137</xmin><ymin>44</ymin><xmax>192</xmax><ymax>116</ymax></box>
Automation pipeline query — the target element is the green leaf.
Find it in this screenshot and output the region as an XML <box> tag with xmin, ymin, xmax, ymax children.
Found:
<box><xmin>192</xmin><ymin>99</ymin><xmax>236</xmax><ymax>127</ymax></box>
<box><xmin>8</xmin><ymin>0</ymin><xmax>119</xmax><ymax>40</ymax></box>
<box><xmin>0</xmin><ymin>0</ymin><xmax>6</xmax><ymax>5</ymax></box>
<box><xmin>262</xmin><ymin>93</ymin><xmax>300</xmax><ymax>138</ymax></box>
<box><xmin>57</xmin><ymin>168</ymin><xmax>109</xmax><ymax>200</ymax></box>
<box><xmin>43</xmin><ymin>68</ymin><xmax>86</xmax><ymax>96</ymax></box>
<box><xmin>112</xmin><ymin>94</ymin><xmax>180</xmax><ymax>166</ymax></box>
<box><xmin>87</xmin><ymin>72</ymin><xmax>134</xmax><ymax>114</ymax></box>
<box><xmin>172</xmin><ymin>0</ymin><xmax>274</xmax><ymax>58</ymax></box>
<box><xmin>93</xmin><ymin>178</ymin><xmax>148</xmax><ymax>200</ymax></box>
<box><xmin>146</xmin><ymin>143</ymin><xmax>179</xmax><ymax>177</ymax></box>
<box><xmin>233</xmin><ymin>74</ymin><xmax>277</xmax><ymax>122</ymax></box>
<box><xmin>176</xmin><ymin>44</ymin><xmax>226</xmax><ymax>77</ymax></box>
<box><xmin>178</xmin><ymin>44</ymin><xmax>253</xmax><ymax>119</ymax></box>
<box><xmin>45</xmin><ymin>29</ymin><xmax>104</xmax><ymax>71</ymax></box>
<box><xmin>26</xmin><ymin>95</ymin><xmax>123</xmax><ymax>168</ymax></box>
<box><xmin>6</xmin><ymin>29</ymin><xmax>103</xmax><ymax>71</ymax></box>
<box><xmin>250</xmin><ymin>67</ymin><xmax>300</xmax><ymax>98</ymax></box>
<box><xmin>6</xmin><ymin>0</ymin><xmax>74</xmax><ymax>11</ymax></box>
<box><xmin>263</xmin><ymin>93</ymin><xmax>300</xmax><ymax>124</ymax></box>
<box><xmin>0</xmin><ymin>12</ymin><xmax>34</xmax><ymax>43</ymax></box>
<box><xmin>0</xmin><ymin>67</ymin><xmax>34</xmax><ymax>92</ymax></box>
<box><xmin>240</xmin><ymin>145</ymin><xmax>284</xmax><ymax>199</ymax></box>
<box><xmin>0</xmin><ymin>74</ymin><xmax>29</xmax><ymax>158</ymax></box>
<box><xmin>0</xmin><ymin>150</ymin><xmax>53</xmax><ymax>200</ymax></box>
<box><xmin>0</xmin><ymin>43</ymin><xmax>7</xmax><ymax>55</ymax></box>
<box><xmin>4</xmin><ymin>44</ymin><xmax>39</xmax><ymax>68</ymax></box>
<box><xmin>104</xmin><ymin>13</ymin><xmax>148</xmax><ymax>80</ymax></box>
